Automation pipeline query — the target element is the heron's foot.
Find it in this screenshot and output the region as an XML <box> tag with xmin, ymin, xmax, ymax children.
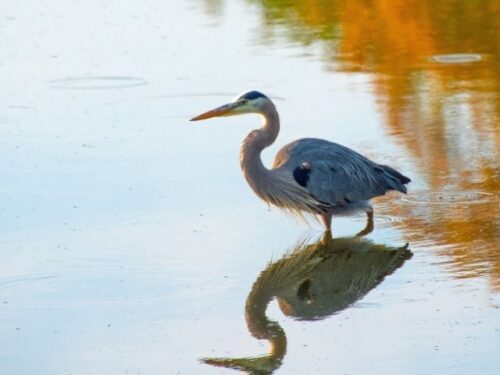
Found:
<box><xmin>356</xmin><ymin>209</ymin><xmax>374</xmax><ymax>237</ymax></box>
<box><xmin>321</xmin><ymin>229</ymin><xmax>333</xmax><ymax>245</ymax></box>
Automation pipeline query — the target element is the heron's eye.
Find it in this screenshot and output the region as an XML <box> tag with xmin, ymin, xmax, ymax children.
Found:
<box><xmin>240</xmin><ymin>99</ymin><xmax>249</xmax><ymax>104</ymax></box>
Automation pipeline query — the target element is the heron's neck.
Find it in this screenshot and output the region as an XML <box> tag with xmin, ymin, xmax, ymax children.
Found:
<box><xmin>245</xmin><ymin>278</ymin><xmax>287</xmax><ymax>358</ymax></box>
<box><xmin>240</xmin><ymin>102</ymin><xmax>280</xmax><ymax>190</ymax></box>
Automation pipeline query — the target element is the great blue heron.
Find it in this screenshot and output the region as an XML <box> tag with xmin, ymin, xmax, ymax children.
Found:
<box><xmin>191</xmin><ymin>91</ymin><xmax>410</xmax><ymax>232</ymax></box>
<box><xmin>203</xmin><ymin>235</ymin><xmax>412</xmax><ymax>373</ymax></box>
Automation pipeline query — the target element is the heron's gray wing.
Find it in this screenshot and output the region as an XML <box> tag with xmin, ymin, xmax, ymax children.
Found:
<box><xmin>273</xmin><ymin>138</ymin><xmax>409</xmax><ymax>207</ymax></box>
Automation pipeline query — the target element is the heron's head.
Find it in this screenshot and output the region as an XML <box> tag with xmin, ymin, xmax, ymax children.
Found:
<box><xmin>190</xmin><ymin>91</ymin><xmax>271</xmax><ymax>121</ymax></box>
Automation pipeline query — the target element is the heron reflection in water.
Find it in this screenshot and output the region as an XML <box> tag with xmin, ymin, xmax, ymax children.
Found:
<box><xmin>202</xmin><ymin>235</ymin><xmax>412</xmax><ymax>374</ymax></box>
<box><xmin>191</xmin><ymin>91</ymin><xmax>410</xmax><ymax>233</ymax></box>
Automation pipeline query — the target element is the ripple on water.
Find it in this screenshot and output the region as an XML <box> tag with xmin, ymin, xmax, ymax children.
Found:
<box><xmin>142</xmin><ymin>92</ymin><xmax>284</xmax><ymax>101</ymax></box>
<box><xmin>430</xmin><ymin>53</ymin><xmax>482</xmax><ymax>64</ymax></box>
<box><xmin>49</xmin><ymin>76</ymin><xmax>148</xmax><ymax>89</ymax></box>
<box><xmin>351</xmin><ymin>213</ymin><xmax>403</xmax><ymax>227</ymax></box>
<box><xmin>0</xmin><ymin>269</ymin><xmax>206</xmax><ymax>307</ymax></box>
<box><xmin>401</xmin><ymin>191</ymin><xmax>494</xmax><ymax>205</ymax></box>
<box><xmin>374</xmin><ymin>214</ymin><xmax>404</xmax><ymax>224</ymax></box>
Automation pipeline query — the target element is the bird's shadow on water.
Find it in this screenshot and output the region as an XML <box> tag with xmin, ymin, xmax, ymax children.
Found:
<box><xmin>201</xmin><ymin>234</ymin><xmax>412</xmax><ymax>374</ymax></box>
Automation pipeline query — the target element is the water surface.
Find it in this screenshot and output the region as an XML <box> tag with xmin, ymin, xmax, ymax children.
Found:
<box><xmin>0</xmin><ymin>0</ymin><xmax>498</xmax><ymax>374</ymax></box>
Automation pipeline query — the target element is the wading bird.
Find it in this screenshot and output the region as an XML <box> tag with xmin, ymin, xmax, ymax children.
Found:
<box><xmin>203</xmin><ymin>236</ymin><xmax>412</xmax><ymax>373</ymax></box>
<box><xmin>191</xmin><ymin>91</ymin><xmax>410</xmax><ymax>233</ymax></box>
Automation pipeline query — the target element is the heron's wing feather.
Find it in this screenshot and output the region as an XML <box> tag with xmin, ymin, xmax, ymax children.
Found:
<box><xmin>308</xmin><ymin>160</ymin><xmax>386</xmax><ymax>205</ymax></box>
<box><xmin>273</xmin><ymin>138</ymin><xmax>409</xmax><ymax>206</ymax></box>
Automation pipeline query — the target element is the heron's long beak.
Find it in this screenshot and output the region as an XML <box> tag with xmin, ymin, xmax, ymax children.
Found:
<box><xmin>190</xmin><ymin>102</ymin><xmax>239</xmax><ymax>121</ymax></box>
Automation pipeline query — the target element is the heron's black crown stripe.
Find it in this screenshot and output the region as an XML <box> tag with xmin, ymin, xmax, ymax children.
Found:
<box><xmin>241</xmin><ymin>91</ymin><xmax>268</xmax><ymax>100</ymax></box>
<box><xmin>293</xmin><ymin>165</ymin><xmax>311</xmax><ymax>187</ymax></box>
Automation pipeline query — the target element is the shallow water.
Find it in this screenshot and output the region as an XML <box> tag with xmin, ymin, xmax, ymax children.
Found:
<box><xmin>0</xmin><ymin>0</ymin><xmax>499</xmax><ymax>374</ymax></box>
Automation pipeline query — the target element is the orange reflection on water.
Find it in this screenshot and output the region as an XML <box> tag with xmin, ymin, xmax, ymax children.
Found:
<box><xmin>218</xmin><ymin>0</ymin><xmax>500</xmax><ymax>290</ymax></box>
<box><xmin>335</xmin><ymin>0</ymin><xmax>499</xmax><ymax>292</ymax></box>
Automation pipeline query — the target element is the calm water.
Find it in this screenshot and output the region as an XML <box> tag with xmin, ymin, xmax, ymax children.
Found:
<box><xmin>0</xmin><ymin>0</ymin><xmax>499</xmax><ymax>374</ymax></box>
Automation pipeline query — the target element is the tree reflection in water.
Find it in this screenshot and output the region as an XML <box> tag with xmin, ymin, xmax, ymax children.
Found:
<box><xmin>200</xmin><ymin>0</ymin><xmax>500</xmax><ymax>291</ymax></box>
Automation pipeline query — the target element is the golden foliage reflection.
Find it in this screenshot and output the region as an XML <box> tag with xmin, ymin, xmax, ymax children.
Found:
<box><xmin>205</xmin><ymin>0</ymin><xmax>500</xmax><ymax>290</ymax></box>
<box><xmin>255</xmin><ymin>0</ymin><xmax>500</xmax><ymax>290</ymax></box>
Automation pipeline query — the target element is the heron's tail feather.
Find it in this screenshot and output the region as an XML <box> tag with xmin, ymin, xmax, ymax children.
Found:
<box><xmin>379</xmin><ymin>164</ymin><xmax>411</xmax><ymax>194</ymax></box>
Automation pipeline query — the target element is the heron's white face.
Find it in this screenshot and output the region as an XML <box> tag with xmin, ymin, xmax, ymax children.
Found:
<box><xmin>229</xmin><ymin>96</ymin><xmax>268</xmax><ymax>114</ymax></box>
<box><xmin>190</xmin><ymin>91</ymin><xmax>270</xmax><ymax>121</ymax></box>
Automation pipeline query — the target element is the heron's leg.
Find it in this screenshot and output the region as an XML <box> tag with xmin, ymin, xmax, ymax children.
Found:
<box><xmin>321</xmin><ymin>229</ymin><xmax>333</xmax><ymax>245</ymax></box>
<box><xmin>319</xmin><ymin>212</ymin><xmax>332</xmax><ymax>232</ymax></box>
<box><xmin>356</xmin><ymin>207</ymin><xmax>374</xmax><ymax>237</ymax></box>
